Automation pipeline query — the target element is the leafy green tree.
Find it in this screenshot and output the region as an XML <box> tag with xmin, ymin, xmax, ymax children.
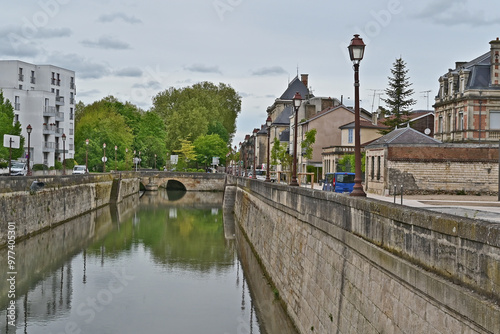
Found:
<box><xmin>338</xmin><ymin>153</ymin><xmax>365</xmax><ymax>173</ymax></box>
<box><xmin>380</xmin><ymin>58</ymin><xmax>417</xmax><ymax>134</ymax></box>
<box><xmin>301</xmin><ymin>129</ymin><xmax>317</xmax><ymax>160</ymax></box>
<box><xmin>151</xmin><ymin>82</ymin><xmax>241</xmax><ymax>151</ymax></box>
<box><xmin>271</xmin><ymin>138</ymin><xmax>292</xmax><ymax>171</ymax></box>
<box><xmin>74</xmin><ymin>103</ymin><xmax>134</xmax><ymax>172</ymax></box>
<box><xmin>0</xmin><ymin>91</ymin><xmax>24</xmax><ymax>161</ymax></box>
<box><xmin>207</xmin><ymin>121</ymin><xmax>229</xmax><ymax>144</ymax></box>
<box><xmin>135</xmin><ymin>112</ymin><xmax>167</xmax><ymax>169</ymax></box>
<box><xmin>175</xmin><ymin>139</ymin><xmax>197</xmax><ymax>170</ymax></box>
<box><xmin>193</xmin><ymin>134</ymin><xmax>228</xmax><ymax>167</ymax></box>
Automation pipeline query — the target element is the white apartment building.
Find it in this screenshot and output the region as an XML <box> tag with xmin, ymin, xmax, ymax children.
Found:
<box><xmin>0</xmin><ymin>60</ymin><xmax>76</xmax><ymax>167</ymax></box>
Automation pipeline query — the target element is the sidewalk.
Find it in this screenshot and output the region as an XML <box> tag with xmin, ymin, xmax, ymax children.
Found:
<box><xmin>307</xmin><ymin>183</ymin><xmax>500</xmax><ymax>223</ymax></box>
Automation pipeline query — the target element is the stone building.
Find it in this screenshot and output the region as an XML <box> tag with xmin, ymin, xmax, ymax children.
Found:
<box><xmin>434</xmin><ymin>38</ymin><xmax>500</xmax><ymax>143</ymax></box>
<box><xmin>365</xmin><ymin>126</ymin><xmax>499</xmax><ymax>195</ymax></box>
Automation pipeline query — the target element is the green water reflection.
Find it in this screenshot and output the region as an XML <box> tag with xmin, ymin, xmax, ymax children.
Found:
<box><xmin>0</xmin><ymin>191</ymin><xmax>297</xmax><ymax>334</ymax></box>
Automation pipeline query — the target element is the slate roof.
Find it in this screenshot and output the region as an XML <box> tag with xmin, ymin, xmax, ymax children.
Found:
<box><xmin>272</xmin><ymin>105</ymin><xmax>293</xmax><ymax>126</ymax></box>
<box><xmin>279</xmin><ymin>75</ymin><xmax>310</xmax><ymax>100</ymax></box>
<box><xmin>279</xmin><ymin>128</ymin><xmax>290</xmax><ymax>142</ymax></box>
<box><xmin>446</xmin><ymin>51</ymin><xmax>494</xmax><ymax>90</ymax></box>
<box><xmin>366</xmin><ymin>126</ymin><xmax>441</xmax><ymax>148</ymax></box>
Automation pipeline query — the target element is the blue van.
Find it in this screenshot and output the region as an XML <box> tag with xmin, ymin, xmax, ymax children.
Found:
<box><xmin>322</xmin><ymin>172</ymin><xmax>356</xmax><ymax>193</ymax></box>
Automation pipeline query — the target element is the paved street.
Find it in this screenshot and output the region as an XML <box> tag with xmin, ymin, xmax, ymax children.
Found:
<box><xmin>305</xmin><ymin>182</ymin><xmax>500</xmax><ymax>223</ymax></box>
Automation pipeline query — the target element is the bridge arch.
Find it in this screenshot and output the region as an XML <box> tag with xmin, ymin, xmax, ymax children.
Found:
<box><xmin>165</xmin><ymin>179</ymin><xmax>186</xmax><ymax>191</ymax></box>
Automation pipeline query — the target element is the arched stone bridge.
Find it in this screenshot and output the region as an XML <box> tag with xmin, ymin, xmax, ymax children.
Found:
<box><xmin>130</xmin><ymin>171</ymin><xmax>227</xmax><ymax>191</ymax></box>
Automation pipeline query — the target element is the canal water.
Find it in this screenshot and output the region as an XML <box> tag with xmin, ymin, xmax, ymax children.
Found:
<box><xmin>0</xmin><ymin>190</ymin><xmax>298</xmax><ymax>334</ymax></box>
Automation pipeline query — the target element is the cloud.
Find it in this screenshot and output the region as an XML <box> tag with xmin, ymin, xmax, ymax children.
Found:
<box><xmin>132</xmin><ymin>80</ymin><xmax>162</xmax><ymax>90</ymax></box>
<box><xmin>77</xmin><ymin>89</ymin><xmax>101</xmax><ymax>97</ymax></box>
<box><xmin>45</xmin><ymin>53</ymin><xmax>111</xmax><ymax>79</ymax></box>
<box><xmin>0</xmin><ymin>25</ymin><xmax>71</xmax><ymax>57</ymax></box>
<box><xmin>251</xmin><ymin>66</ymin><xmax>287</xmax><ymax>76</ymax></box>
<box><xmin>97</xmin><ymin>12</ymin><xmax>142</xmax><ymax>24</ymax></box>
<box><xmin>184</xmin><ymin>64</ymin><xmax>222</xmax><ymax>74</ymax></box>
<box><xmin>414</xmin><ymin>0</ymin><xmax>500</xmax><ymax>26</ymax></box>
<box><xmin>81</xmin><ymin>36</ymin><xmax>131</xmax><ymax>50</ymax></box>
<box><xmin>115</xmin><ymin>67</ymin><xmax>143</xmax><ymax>77</ymax></box>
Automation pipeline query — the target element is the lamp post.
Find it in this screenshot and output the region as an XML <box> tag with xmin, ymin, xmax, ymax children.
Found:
<box><xmin>265</xmin><ymin>116</ymin><xmax>272</xmax><ymax>182</ymax></box>
<box><xmin>85</xmin><ymin>139</ymin><xmax>89</xmax><ymax>174</ymax></box>
<box><xmin>290</xmin><ymin>92</ymin><xmax>302</xmax><ymax>186</ymax></box>
<box><xmin>62</xmin><ymin>133</ymin><xmax>66</xmax><ymax>175</ymax></box>
<box><xmin>103</xmin><ymin>143</ymin><xmax>106</xmax><ymax>173</ymax></box>
<box><xmin>26</xmin><ymin>124</ymin><xmax>32</xmax><ymax>176</ymax></box>
<box><xmin>348</xmin><ymin>34</ymin><xmax>367</xmax><ymax>197</ymax></box>
<box><xmin>114</xmin><ymin>145</ymin><xmax>117</xmax><ymax>171</ymax></box>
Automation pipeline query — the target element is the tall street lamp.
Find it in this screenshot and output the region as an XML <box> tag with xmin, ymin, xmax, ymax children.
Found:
<box><xmin>26</xmin><ymin>124</ymin><xmax>32</xmax><ymax>176</ymax></box>
<box><xmin>62</xmin><ymin>133</ymin><xmax>66</xmax><ymax>175</ymax></box>
<box><xmin>348</xmin><ymin>34</ymin><xmax>367</xmax><ymax>197</ymax></box>
<box><xmin>252</xmin><ymin>132</ymin><xmax>257</xmax><ymax>179</ymax></box>
<box><xmin>103</xmin><ymin>143</ymin><xmax>107</xmax><ymax>173</ymax></box>
<box><xmin>290</xmin><ymin>92</ymin><xmax>302</xmax><ymax>186</ymax></box>
<box><xmin>265</xmin><ymin>116</ymin><xmax>272</xmax><ymax>182</ymax></box>
<box><xmin>85</xmin><ymin>139</ymin><xmax>89</xmax><ymax>174</ymax></box>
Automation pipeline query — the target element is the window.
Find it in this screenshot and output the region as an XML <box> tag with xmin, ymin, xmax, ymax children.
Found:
<box><xmin>18</xmin><ymin>68</ymin><xmax>23</xmax><ymax>81</ymax></box>
<box><xmin>348</xmin><ymin>128</ymin><xmax>353</xmax><ymax>144</ymax></box>
<box><xmin>459</xmin><ymin>111</ymin><xmax>464</xmax><ymax>131</ymax></box>
<box><xmin>70</xmin><ymin>108</ymin><xmax>74</xmax><ymax>120</ymax></box>
<box><xmin>371</xmin><ymin>156</ymin><xmax>375</xmax><ymax>180</ymax></box>
<box><xmin>438</xmin><ymin>115</ymin><xmax>443</xmax><ymax>133</ymax></box>
<box><xmin>377</xmin><ymin>156</ymin><xmax>381</xmax><ymax>180</ymax></box>
<box><xmin>447</xmin><ymin>113</ymin><xmax>452</xmax><ymax>133</ymax></box>
<box><xmin>14</xmin><ymin>96</ymin><xmax>20</xmax><ymax>111</ymax></box>
<box><xmin>490</xmin><ymin>111</ymin><xmax>500</xmax><ymax>129</ymax></box>
<box><xmin>70</xmin><ymin>77</ymin><xmax>75</xmax><ymax>89</ymax></box>
<box><xmin>30</xmin><ymin>70</ymin><xmax>35</xmax><ymax>84</ymax></box>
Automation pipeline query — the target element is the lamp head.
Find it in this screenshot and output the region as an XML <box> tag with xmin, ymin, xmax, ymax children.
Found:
<box><xmin>348</xmin><ymin>34</ymin><xmax>366</xmax><ymax>64</ymax></box>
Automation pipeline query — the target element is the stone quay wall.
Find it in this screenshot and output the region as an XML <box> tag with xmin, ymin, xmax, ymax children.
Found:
<box><xmin>229</xmin><ymin>176</ymin><xmax>500</xmax><ymax>334</ymax></box>
<box><xmin>0</xmin><ymin>174</ymin><xmax>139</xmax><ymax>246</ymax></box>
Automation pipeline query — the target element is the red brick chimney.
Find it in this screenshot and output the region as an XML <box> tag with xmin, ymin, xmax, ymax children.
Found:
<box><xmin>301</xmin><ymin>74</ymin><xmax>309</xmax><ymax>88</ymax></box>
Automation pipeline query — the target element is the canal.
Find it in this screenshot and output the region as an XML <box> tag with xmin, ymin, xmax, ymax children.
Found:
<box><xmin>0</xmin><ymin>190</ymin><xmax>298</xmax><ymax>334</ymax></box>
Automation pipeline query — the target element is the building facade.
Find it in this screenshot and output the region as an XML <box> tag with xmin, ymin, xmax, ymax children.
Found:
<box><xmin>0</xmin><ymin>60</ymin><xmax>76</xmax><ymax>167</ymax></box>
<box><xmin>434</xmin><ymin>38</ymin><xmax>500</xmax><ymax>143</ymax></box>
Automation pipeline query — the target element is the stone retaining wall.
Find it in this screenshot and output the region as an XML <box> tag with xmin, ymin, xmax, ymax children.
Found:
<box><xmin>0</xmin><ymin>175</ymin><xmax>139</xmax><ymax>246</ymax></box>
<box><xmin>230</xmin><ymin>176</ymin><xmax>500</xmax><ymax>333</ymax></box>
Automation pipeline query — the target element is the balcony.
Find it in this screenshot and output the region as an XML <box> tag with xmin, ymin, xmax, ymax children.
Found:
<box><xmin>55</xmin><ymin>112</ymin><xmax>64</xmax><ymax>121</ymax></box>
<box><xmin>70</xmin><ymin>82</ymin><xmax>76</xmax><ymax>90</ymax></box>
<box><xmin>55</xmin><ymin>142</ymin><xmax>67</xmax><ymax>154</ymax></box>
<box><xmin>55</xmin><ymin>96</ymin><xmax>65</xmax><ymax>106</ymax></box>
<box><xmin>14</xmin><ymin>103</ymin><xmax>20</xmax><ymax>111</ymax></box>
<box><xmin>18</xmin><ymin>74</ymin><xmax>24</xmax><ymax>82</ymax></box>
<box><xmin>43</xmin><ymin>106</ymin><xmax>56</xmax><ymax>117</ymax></box>
<box><xmin>43</xmin><ymin>141</ymin><xmax>56</xmax><ymax>152</ymax></box>
<box><xmin>55</xmin><ymin>128</ymin><xmax>64</xmax><ymax>137</ymax></box>
<box><xmin>43</xmin><ymin>124</ymin><xmax>57</xmax><ymax>135</ymax></box>
<box><xmin>30</xmin><ymin>76</ymin><xmax>36</xmax><ymax>84</ymax></box>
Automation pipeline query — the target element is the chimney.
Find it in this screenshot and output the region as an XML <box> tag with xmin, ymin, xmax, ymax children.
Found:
<box><xmin>490</xmin><ymin>37</ymin><xmax>500</xmax><ymax>86</ymax></box>
<box><xmin>300</xmin><ymin>74</ymin><xmax>309</xmax><ymax>88</ymax></box>
<box><xmin>455</xmin><ymin>62</ymin><xmax>467</xmax><ymax>69</ymax></box>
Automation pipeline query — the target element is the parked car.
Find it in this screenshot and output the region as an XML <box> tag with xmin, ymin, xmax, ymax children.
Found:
<box><xmin>72</xmin><ymin>165</ymin><xmax>88</xmax><ymax>175</ymax></box>
<box><xmin>10</xmin><ymin>161</ymin><xmax>27</xmax><ymax>176</ymax></box>
<box><xmin>322</xmin><ymin>172</ymin><xmax>356</xmax><ymax>193</ymax></box>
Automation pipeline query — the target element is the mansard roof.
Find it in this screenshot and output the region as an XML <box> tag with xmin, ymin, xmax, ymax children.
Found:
<box><xmin>445</xmin><ymin>51</ymin><xmax>492</xmax><ymax>90</ymax></box>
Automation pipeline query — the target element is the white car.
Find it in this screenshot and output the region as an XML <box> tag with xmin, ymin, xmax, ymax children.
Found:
<box><xmin>10</xmin><ymin>161</ymin><xmax>27</xmax><ymax>176</ymax></box>
<box><xmin>72</xmin><ymin>165</ymin><xmax>88</xmax><ymax>175</ymax></box>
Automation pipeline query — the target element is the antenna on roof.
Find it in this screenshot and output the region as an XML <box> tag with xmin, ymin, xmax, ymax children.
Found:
<box><xmin>420</xmin><ymin>90</ymin><xmax>432</xmax><ymax>110</ymax></box>
<box><xmin>368</xmin><ymin>89</ymin><xmax>383</xmax><ymax>112</ymax></box>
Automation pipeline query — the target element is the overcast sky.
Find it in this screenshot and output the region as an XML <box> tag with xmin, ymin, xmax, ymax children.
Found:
<box><xmin>1</xmin><ymin>0</ymin><xmax>499</xmax><ymax>145</ymax></box>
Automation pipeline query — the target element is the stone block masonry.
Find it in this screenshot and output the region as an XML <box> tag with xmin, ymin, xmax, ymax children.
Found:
<box><xmin>230</xmin><ymin>176</ymin><xmax>500</xmax><ymax>333</ymax></box>
<box><xmin>0</xmin><ymin>174</ymin><xmax>139</xmax><ymax>246</ymax></box>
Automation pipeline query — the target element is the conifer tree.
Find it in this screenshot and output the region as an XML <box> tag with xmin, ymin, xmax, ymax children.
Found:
<box><xmin>380</xmin><ymin>58</ymin><xmax>416</xmax><ymax>134</ymax></box>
